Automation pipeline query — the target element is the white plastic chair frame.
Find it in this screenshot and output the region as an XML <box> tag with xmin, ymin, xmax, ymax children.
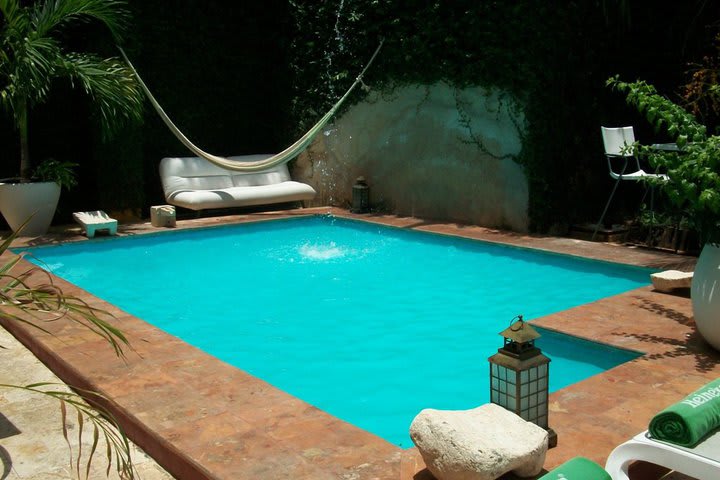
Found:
<box><xmin>605</xmin><ymin>430</ymin><xmax>720</xmax><ymax>480</ymax></box>
<box><xmin>592</xmin><ymin>126</ymin><xmax>667</xmax><ymax>241</ymax></box>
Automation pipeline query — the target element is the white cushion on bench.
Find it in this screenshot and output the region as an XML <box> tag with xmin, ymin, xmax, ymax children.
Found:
<box><xmin>160</xmin><ymin>155</ymin><xmax>316</xmax><ymax>211</ymax></box>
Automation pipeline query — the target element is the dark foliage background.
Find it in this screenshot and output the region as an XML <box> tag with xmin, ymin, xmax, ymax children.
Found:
<box><xmin>288</xmin><ymin>0</ymin><xmax>719</xmax><ymax>231</ymax></box>
<box><xmin>1</xmin><ymin>0</ymin><xmax>292</xmax><ymax>224</ymax></box>
<box><xmin>0</xmin><ymin>0</ymin><xmax>717</xmax><ymax>230</ymax></box>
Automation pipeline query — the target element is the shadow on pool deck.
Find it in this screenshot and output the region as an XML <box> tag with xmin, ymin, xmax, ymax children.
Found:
<box><xmin>2</xmin><ymin>207</ymin><xmax>717</xmax><ymax>480</ymax></box>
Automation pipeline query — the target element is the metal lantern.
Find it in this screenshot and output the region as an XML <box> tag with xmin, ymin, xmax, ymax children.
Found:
<box><xmin>488</xmin><ymin>315</ymin><xmax>557</xmax><ymax>447</ymax></box>
<box><xmin>351</xmin><ymin>176</ymin><xmax>370</xmax><ymax>213</ymax></box>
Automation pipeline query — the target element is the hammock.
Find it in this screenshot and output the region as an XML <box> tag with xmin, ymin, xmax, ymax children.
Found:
<box><xmin>119</xmin><ymin>42</ymin><xmax>383</xmax><ymax>173</ymax></box>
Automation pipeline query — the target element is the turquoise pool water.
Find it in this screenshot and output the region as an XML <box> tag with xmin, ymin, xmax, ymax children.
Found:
<box><xmin>19</xmin><ymin>216</ymin><xmax>647</xmax><ymax>446</ymax></box>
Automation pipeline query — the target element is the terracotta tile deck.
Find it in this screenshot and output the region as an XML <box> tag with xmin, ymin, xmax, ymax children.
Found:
<box><xmin>2</xmin><ymin>207</ymin><xmax>717</xmax><ymax>480</ymax></box>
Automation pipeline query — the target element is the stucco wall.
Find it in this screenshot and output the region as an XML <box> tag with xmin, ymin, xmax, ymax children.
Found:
<box><xmin>292</xmin><ymin>82</ymin><xmax>529</xmax><ymax>231</ymax></box>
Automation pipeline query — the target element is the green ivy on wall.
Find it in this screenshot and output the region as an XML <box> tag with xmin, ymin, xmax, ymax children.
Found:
<box><xmin>286</xmin><ymin>1</ymin><xmax>716</xmax><ymax>231</ymax></box>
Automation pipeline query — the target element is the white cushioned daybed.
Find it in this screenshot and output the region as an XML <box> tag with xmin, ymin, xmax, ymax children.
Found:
<box><xmin>159</xmin><ymin>155</ymin><xmax>316</xmax><ymax>211</ymax></box>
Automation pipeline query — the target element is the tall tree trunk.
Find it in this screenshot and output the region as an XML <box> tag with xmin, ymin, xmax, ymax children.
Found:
<box><xmin>18</xmin><ymin>96</ymin><xmax>30</xmax><ymax>181</ymax></box>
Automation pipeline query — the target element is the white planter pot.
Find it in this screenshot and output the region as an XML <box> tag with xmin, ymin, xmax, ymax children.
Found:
<box><xmin>0</xmin><ymin>181</ymin><xmax>61</xmax><ymax>236</ymax></box>
<box><xmin>691</xmin><ymin>242</ymin><xmax>720</xmax><ymax>350</ymax></box>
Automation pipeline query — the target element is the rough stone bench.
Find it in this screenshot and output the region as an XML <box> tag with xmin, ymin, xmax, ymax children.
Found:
<box><xmin>650</xmin><ymin>270</ymin><xmax>693</xmax><ymax>292</ymax></box>
<box><xmin>410</xmin><ymin>403</ymin><xmax>549</xmax><ymax>480</ymax></box>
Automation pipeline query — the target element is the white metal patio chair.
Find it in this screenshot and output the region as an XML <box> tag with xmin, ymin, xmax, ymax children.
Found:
<box><xmin>605</xmin><ymin>429</ymin><xmax>720</xmax><ymax>480</ymax></box>
<box><xmin>592</xmin><ymin>126</ymin><xmax>668</xmax><ymax>240</ymax></box>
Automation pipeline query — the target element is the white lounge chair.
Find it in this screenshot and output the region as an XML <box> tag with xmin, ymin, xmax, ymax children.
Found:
<box><xmin>605</xmin><ymin>429</ymin><xmax>720</xmax><ymax>480</ymax></box>
<box><xmin>72</xmin><ymin>210</ymin><xmax>117</xmax><ymax>238</ymax></box>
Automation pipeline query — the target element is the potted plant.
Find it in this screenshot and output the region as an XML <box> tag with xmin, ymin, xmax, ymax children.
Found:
<box><xmin>609</xmin><ymin>76</ymin><xmax>720</xmax><ymax>350</ymax></box>
<box><xmin>0</xmin><ymin>0</ymin><xmax>144</xmax><ymax>236</ymax></box>
<box><xmin>0</xmin><ymin>158</ymin><xmax>79</xmax><ymax>236</ymax></box>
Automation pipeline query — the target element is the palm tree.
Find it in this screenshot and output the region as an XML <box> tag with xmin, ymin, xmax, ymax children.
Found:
<box><xmin>0</xmin><ymin>0</ymin><xmax>144</xmax><ymax>180</ymax></box>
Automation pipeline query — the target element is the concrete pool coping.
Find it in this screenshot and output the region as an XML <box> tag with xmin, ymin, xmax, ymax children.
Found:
<box><xmin>1</xmin><ymin>207</ymin><xmax>717</xmax><ymax>479</ymax></box>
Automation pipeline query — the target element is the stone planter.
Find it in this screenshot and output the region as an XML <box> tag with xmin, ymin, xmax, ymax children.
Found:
<box><xmin>692</xmin><ymin>243</ymin><xmax>720</xmax><ymax>350</ymax></box>
<box><xmin>0</xmin><ymin>181</ymin><xmax>61</xmax><ymax>236</ymax></box>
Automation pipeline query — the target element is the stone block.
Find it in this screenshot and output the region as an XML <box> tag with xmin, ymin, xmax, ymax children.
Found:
<box><xmin>650</xmin><ymin>270</ymin><xmax>693</xmax><ymax>292</ymax></box>
<box><xmin>410</xmin><ymin>403</ymin><xmax>548</xmax><ymax>480</ymax></box>
<box><xmin>151</xmin><ymin>205</ymin><xmax>176</xmax><ymax>228</ymax></box>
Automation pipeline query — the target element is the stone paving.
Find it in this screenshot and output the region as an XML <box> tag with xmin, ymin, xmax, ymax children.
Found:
<box><xmin>0</xmin><ymin>326</ymin><xmax>173</xmax><ymax>479</ymax></box>
<box><xmin>1</xmin><ymin>207</ymin><xmax>715</xmax><ymax>479</ymax></box>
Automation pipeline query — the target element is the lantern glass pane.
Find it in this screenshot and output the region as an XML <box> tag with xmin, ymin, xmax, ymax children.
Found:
<box><xmin>530</xmin><ymin>381</ymin><xmax>537</xmax><ymax>394</ymax></box>
<box><xmin>529</xmin><ymin>406</ymin><xmax>537</xmax><ymax>421</ymax></box>
<box><xmin>491</xmin><ymin>390</ymin><xmax>499</xmax><ymax>403</ymax></box>
<box><xmin>499</xmin><ymin>393</ymin><xmax>506</xmax><ymax>406</ymax></box>
<box><xmin>521</xmin><ymin>397</ymin><xmax>528</xmax><ymax>410</ymax></box>
<box><xmin>539</xmin><ymin>377</ymin><xmax>548</xmax><ymax>390</ymax></box>
<box><xmin>521</xmin><ymin>370</ymin><xmax>528</xmax><ymax>383</ymax></box>
<box><xmin>530</xmin><ymin>393</ymin><xmax>537</xmax><ymax>407</ymax></box>
<box><xmin>538</xmin><ymin>415</ymin><xmax>548</xmax><ymax>428</ymax></box>
<box><xmin>530</xmin><ymin>367</ymin><xmax>537</xmax><ymax>381</ymax></box>
<box><xmin>521</xmin><ymin>384</ymin><xmax>528</xmax><ymax>397</ymax></box>
<box><xmin>492</xmin><ymin>364</ymin><xmax>498</xmax><ymax>376</ymax></box>
<box><xmin>539</xmin><ymin>391</ymin><xmax>547</xmax><ymax>403</ymax></box>
<box><xmin>539</xmin><ymin>364</ymin><xmax>547</xmax><ymax>376</ymax></box>
<box><xmin>492</xmin><ymin>377</ymin><xmax>498</xmax><ymax>389</ymax></box>
<box><xmin>508</xmin><ymin>373</ymin><xmax>516</xmax><ymax>385</ymax></box>
<box><xmin>499</xmin><ymin>381</ymin><xmax>506</xmax><ymax>394</ymax></box>
<box><xmin>507</xmin><ymin>396</ymin><xmax>516</xmax><ymax>410</ymax></box>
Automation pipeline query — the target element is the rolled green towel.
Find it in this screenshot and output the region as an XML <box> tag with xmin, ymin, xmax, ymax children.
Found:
<box><xmin>649</xmin><ymin>378</ymin><xmax>720</xmax><ymax>447</ymax></box>
<box><xmin>538</xmin><ymin>457</ymin><xmax>610</xmax><ymax>480</ymax></box>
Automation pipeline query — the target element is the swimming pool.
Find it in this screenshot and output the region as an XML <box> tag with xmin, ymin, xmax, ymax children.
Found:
<box><xmin>19</xmin><ymin>215</ymin><xmax>647</xmax><ymax>446</ymax></box>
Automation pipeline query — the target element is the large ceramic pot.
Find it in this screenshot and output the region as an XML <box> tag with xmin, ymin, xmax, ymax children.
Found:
<box><xmin>0</xmin><ymin>181</ymin><xmax>61</xmax><ymax>236</ymax></box>
<box><xmin>692</xmin><ymin>242</ymin><xmax>720</xmax><ymax>350</ymax></box>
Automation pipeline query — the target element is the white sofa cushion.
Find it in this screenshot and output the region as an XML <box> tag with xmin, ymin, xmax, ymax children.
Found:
<box><xmin>159</xmin><ymin>155</ymin><xmax>316</xmax><ymax>211</ymax></box>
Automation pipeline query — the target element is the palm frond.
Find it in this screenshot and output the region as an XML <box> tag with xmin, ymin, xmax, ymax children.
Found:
<box><xmin>0</xmin><ymin>382</ymin><xmax>137</xmax><ymax>479</ymax></box>
<box><xmin>16</xmin><ymin>36</ymin><xmax>60</xmax><ymax>98</ymax></box>
<box><xmin>0</xmin><ymin>32</ymin><xmax>60</xmax><ymax>115</ymax></box>
<box><xmin>0</xmin><ymin>0</ymin><xmax>24</xmax><ymax>32</ymax></box>
<box><xmin>31</xmin><ymin>0</ymin><xmax>131</xmax><ymax>42</ymax></box>
<box><xmin>0</xmin><ymin>265</ymin><xmax>131</xmax><ymax>359</ymax></box>
<box><xmin>0</xmin><ymin>226</ymin><xmax>130</xmax><ymax>358</ymax></box>
<box><xmin>0</xmin><ymin>223</ymin><xmax>138</xmax><ymax>476</ymax></box>
<box><xmin>59</xmin><ymin>52</ymin><xmax>144</xmax><ymax>137</ymax></box>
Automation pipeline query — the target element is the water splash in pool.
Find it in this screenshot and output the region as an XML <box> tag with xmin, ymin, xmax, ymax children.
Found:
<box><xmin>299</xmin><ymin>242</ymin><xmax>346</xmax><ymax>260</ymax></box>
